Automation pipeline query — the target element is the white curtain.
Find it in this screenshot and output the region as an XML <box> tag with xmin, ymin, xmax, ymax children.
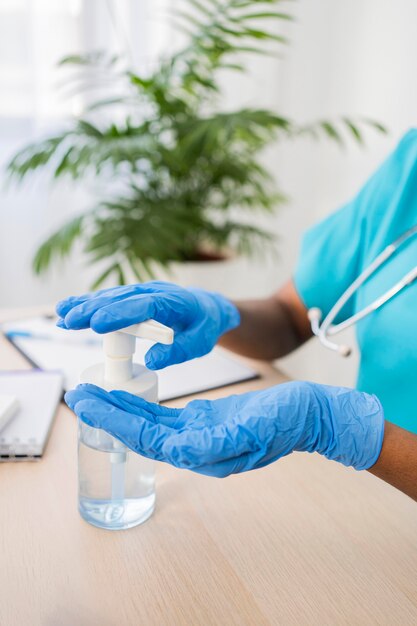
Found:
<box><xmin>0</xmin><ymin>0</ymin><xmax>84</xmax><ymax>120</ymax></box>
<box><xmin>0</xmin><ymin>0</ymin><xmax>171</xmax><ymax>122</ymax></box>
<box><xmin>0</xmin><ymin>0</ymin><xmax>167</xmax><ymax>308</ymax></box>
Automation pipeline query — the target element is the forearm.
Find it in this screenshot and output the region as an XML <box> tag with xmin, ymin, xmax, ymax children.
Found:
<box><xmin>219</xmin><ymin>280</ymin><xmax>312</xmax><ymax>360</ymax></box>
<box><xmin>219</xmin><ymin>298</ymin><xmax>300</xmax><ymax>359</ymax></box>
<box><xmin>368</xmin><ymin>421</ymin><xmax>417</xmax><ymax>501</ymax></box>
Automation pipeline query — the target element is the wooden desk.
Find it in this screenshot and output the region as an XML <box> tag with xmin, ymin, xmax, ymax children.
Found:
<box><xmin>0</xmin><ymin>310</ymin><xmax>417</xmax><ymax>625</ymax></box>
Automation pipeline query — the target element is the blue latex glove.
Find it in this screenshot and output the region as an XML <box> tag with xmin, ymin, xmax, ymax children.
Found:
<box><xmin>65</xmin><ymin>381</ymin><xmax>385</xmax><ymax>477</ymax></box>
<box><xmin>56</xmin><ymin>281</ymin><xmax>240</xmax><ymax>369</ymax></box>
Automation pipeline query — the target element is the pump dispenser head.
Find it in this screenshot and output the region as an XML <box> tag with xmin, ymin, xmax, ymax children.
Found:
<box><xmin>103</xmin><ymin>320</ymin><xmax>174</xmax><ymax>385</ymax></box>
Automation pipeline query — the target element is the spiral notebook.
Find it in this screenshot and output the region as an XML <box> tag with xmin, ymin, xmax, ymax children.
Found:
<box><xmin>0</xmin><ymin>370</ymin><xmax>63</xmax><ymax>460</ymax></box>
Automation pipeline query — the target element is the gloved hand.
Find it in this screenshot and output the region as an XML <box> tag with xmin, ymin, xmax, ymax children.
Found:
<box><xmin>65</xmin><ymin>381</ymin><xmax>385</xmax><ymax>477</ymax></box>
<box><xmin>56</xmin><ymin>281</ymin><xmax>240</xmax><ymax>369</ymax></box>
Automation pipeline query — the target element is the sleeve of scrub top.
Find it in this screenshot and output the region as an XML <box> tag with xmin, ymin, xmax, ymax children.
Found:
<box><xmin>293</xmin><ymin>129</ymin><xmax>417</xmax><ymax>322</ymax></box>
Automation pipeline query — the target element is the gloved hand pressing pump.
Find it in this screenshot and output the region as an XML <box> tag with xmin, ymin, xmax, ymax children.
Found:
<box><xmin>65</xmin><ymin>381</ymin><xmax>385</xmax><ymax>477</ymax></box>
<box><xmin>56</xmin><ymin>281</ymin><xmax>240</xmax><ymax>369</ymax></box>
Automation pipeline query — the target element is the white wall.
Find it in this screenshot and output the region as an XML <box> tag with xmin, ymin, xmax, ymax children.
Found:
<box><xmin>2</xmin><ymin>0</ymin><xmax>417</xmax><ymax>385</ymax></box>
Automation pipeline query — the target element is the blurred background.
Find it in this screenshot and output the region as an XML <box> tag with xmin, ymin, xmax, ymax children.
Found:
<box><xmin>1</xmin><ymin>0</ymin><xmax>416</xmax><ymax>385</ymax></box>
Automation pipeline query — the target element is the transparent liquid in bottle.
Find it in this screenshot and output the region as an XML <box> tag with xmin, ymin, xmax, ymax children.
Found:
<box><xmin>78</xmin><ymin>420</ymin><xmax>155</xmax><ymax>530</ymax></box>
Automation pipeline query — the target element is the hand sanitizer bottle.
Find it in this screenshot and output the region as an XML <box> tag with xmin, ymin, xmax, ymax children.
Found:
<box><xmin>78</xmin><ymin>320</ymin><xmax>174</xmax><ymax>530</ymax></box>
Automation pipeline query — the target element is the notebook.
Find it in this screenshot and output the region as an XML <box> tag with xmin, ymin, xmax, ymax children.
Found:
<box><xmin>0</xmin><ymin>370</ymin><xmax>63</xmax><ymax>460</ymax></box>
<box><xmin>2</xmin><ymin>317</ymin><xmax>258</xmax><ymax>401</ymax></box>
<box><xmin>0</xmin><ymin>394</ymin><xmax>19</xmax><ymax>432</ymax></box>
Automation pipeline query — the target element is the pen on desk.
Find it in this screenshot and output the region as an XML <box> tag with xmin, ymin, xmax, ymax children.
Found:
<box><xmin>4</xmin><ymin>330</ymin><xmax>101</xmax><ymax>346</ymax></box>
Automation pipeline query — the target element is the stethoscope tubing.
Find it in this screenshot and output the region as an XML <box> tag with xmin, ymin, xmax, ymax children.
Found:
<box><xmin>309</xmin><ymin>223</ymin><xmax>417</xmax><ymax>355</ymax></box>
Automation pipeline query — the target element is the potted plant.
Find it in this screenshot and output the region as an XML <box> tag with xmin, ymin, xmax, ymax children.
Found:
<box><xmin>7</xmin><ymin>0</ymin><xmax>385</xmax><ymax>289</ymax></box>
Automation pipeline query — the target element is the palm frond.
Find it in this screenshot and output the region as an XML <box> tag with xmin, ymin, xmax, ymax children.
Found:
<box><xmin>32</xmin><ymin>215</ymin><xmax>85</xmax><ymax>274</ymax></box>
<box><xmin>5</xmin><ymin>0</ymin><xmax>387</xmax><ymax>286</ymax></box>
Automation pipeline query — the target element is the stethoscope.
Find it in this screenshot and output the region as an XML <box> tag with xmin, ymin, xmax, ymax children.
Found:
<box><xmin>308</xmin><ymin>224</ymin><xmax>417</xmax><ymax>356</ymax></box>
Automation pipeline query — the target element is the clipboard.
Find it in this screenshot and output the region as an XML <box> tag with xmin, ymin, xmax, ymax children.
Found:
<box><xmin>2</xmin><ymin>316</ymin><xmax>259</xmax><ymax>402</ymax></box>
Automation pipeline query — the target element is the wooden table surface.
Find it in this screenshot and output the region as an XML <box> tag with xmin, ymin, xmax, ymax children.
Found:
<box><xmin>0</xmin><ymin>308</ymin><xmax>417</xmax><ymax>626</ymax></box>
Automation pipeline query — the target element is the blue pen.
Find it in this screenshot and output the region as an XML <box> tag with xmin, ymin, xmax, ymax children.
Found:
<box><xmin>5</xmin><ymin>329</ymin><xmax>100</xmax><ymax>346</ymax></box>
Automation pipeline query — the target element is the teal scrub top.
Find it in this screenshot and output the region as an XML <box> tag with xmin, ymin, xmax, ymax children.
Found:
<box><xmin>294</xmin><ymin>130</ymin><xmax>417</xmax><ymax>434</ymax></box>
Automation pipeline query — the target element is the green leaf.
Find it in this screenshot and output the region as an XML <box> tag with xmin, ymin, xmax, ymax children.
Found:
<box><xmin>241</xmin><ymin>27</ymin><xmax>288</xmax><ymax>43</ymax></box>
<box><xmin>58</xmin><ymin>54</ymin><xmax>96</xmax><ymax>66</ymax></box>
<box><xmin>363</xmin><ymin>119</ymin><xmax>388</xmax><ymax>134</ymax></box>
<box><xmin>116</xmin><ymin>264</ymin><xmax>126</xmax><ymax>286</ymax></box>
<box><xmin>58</xmin><ymin>51</ymin><xmax>119</xmax><ymax>68</ymax></box>
<box><xmin>230</xmin><ymin>45</ymin><xmax>275</xmax><ymax>56</ymax></box>
<box><xmin>343</xmin><ymin>118</ymin><xmax>363</xmax><ymax>144</ymax></box>
<box><xmin>86</xmin><ymin>96</ymin><xmax>134</xmax><ymax>111</ymax></box>
<box><xmin>90</xmin><ymin>263</ymin><xmax>120</xmax><ymax>290</ymax></box>
<box><xmin>7</xmin><ymin>136</ymin><xmax>66</xmax><ymax>181</ymax></box>
<box><xmin>319</xmin><ymin>121</ymin><xmax>344</xmax><ymax>145</ymax></box>
<box><xmin>54</xmin><ymin>146</ymin><xmax>75</xmax><ymax>178</ymax></box>
<box><xmin>32</xmin><ymin>215</ymin><xmax>84</xmax><ymax>275</ymax></box>
<box><xmin>219</xmin><ymin>62</ymin><xmax>246</xmax><ymax>72</ymax></box>
<box><xmin>230</xmin><ymin>0</ymin><xmax>293</xmax><ymax>9</ymax></box>
<box><xmin>76</xmin><ymin>120</ymin><xmax>103</xmax><ymax>138</ymax></box>
<box><xmin>232</xmin><ymin>12</ymin><xmax>294</xmax><ymax>22</ymax></box>
<box><xmin>129</xmin><ymin>73</ymin><xmax>154</xmax><ymax>89</ymax></box>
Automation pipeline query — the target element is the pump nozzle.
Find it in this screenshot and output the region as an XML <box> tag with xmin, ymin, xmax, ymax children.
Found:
<box><xmin>102</xmin><ymin>319</ymin><xmax>174</xmax><ymax>384</ymax></box>
<box><xmin>121</xmin><ymin>320</ymin><xmax>174</xmax><ymax>344</ymax></box>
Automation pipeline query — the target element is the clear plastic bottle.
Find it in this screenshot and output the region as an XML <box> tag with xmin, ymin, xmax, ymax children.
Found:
<box><xmin>78</xmin><ymin>421</ymin><xmax>155</xmax><ymax>530</ymax></box>
<box><xmin>77</xmin><ymin>321</ymin><xmax>173</xmax><ymax>531</ymax></box>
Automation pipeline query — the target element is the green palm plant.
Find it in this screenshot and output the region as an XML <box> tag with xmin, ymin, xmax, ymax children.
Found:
<box><xmin>7</xmin><ymin>0</ymin><xmax>385</xmax><ymax>287</ymax></box>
